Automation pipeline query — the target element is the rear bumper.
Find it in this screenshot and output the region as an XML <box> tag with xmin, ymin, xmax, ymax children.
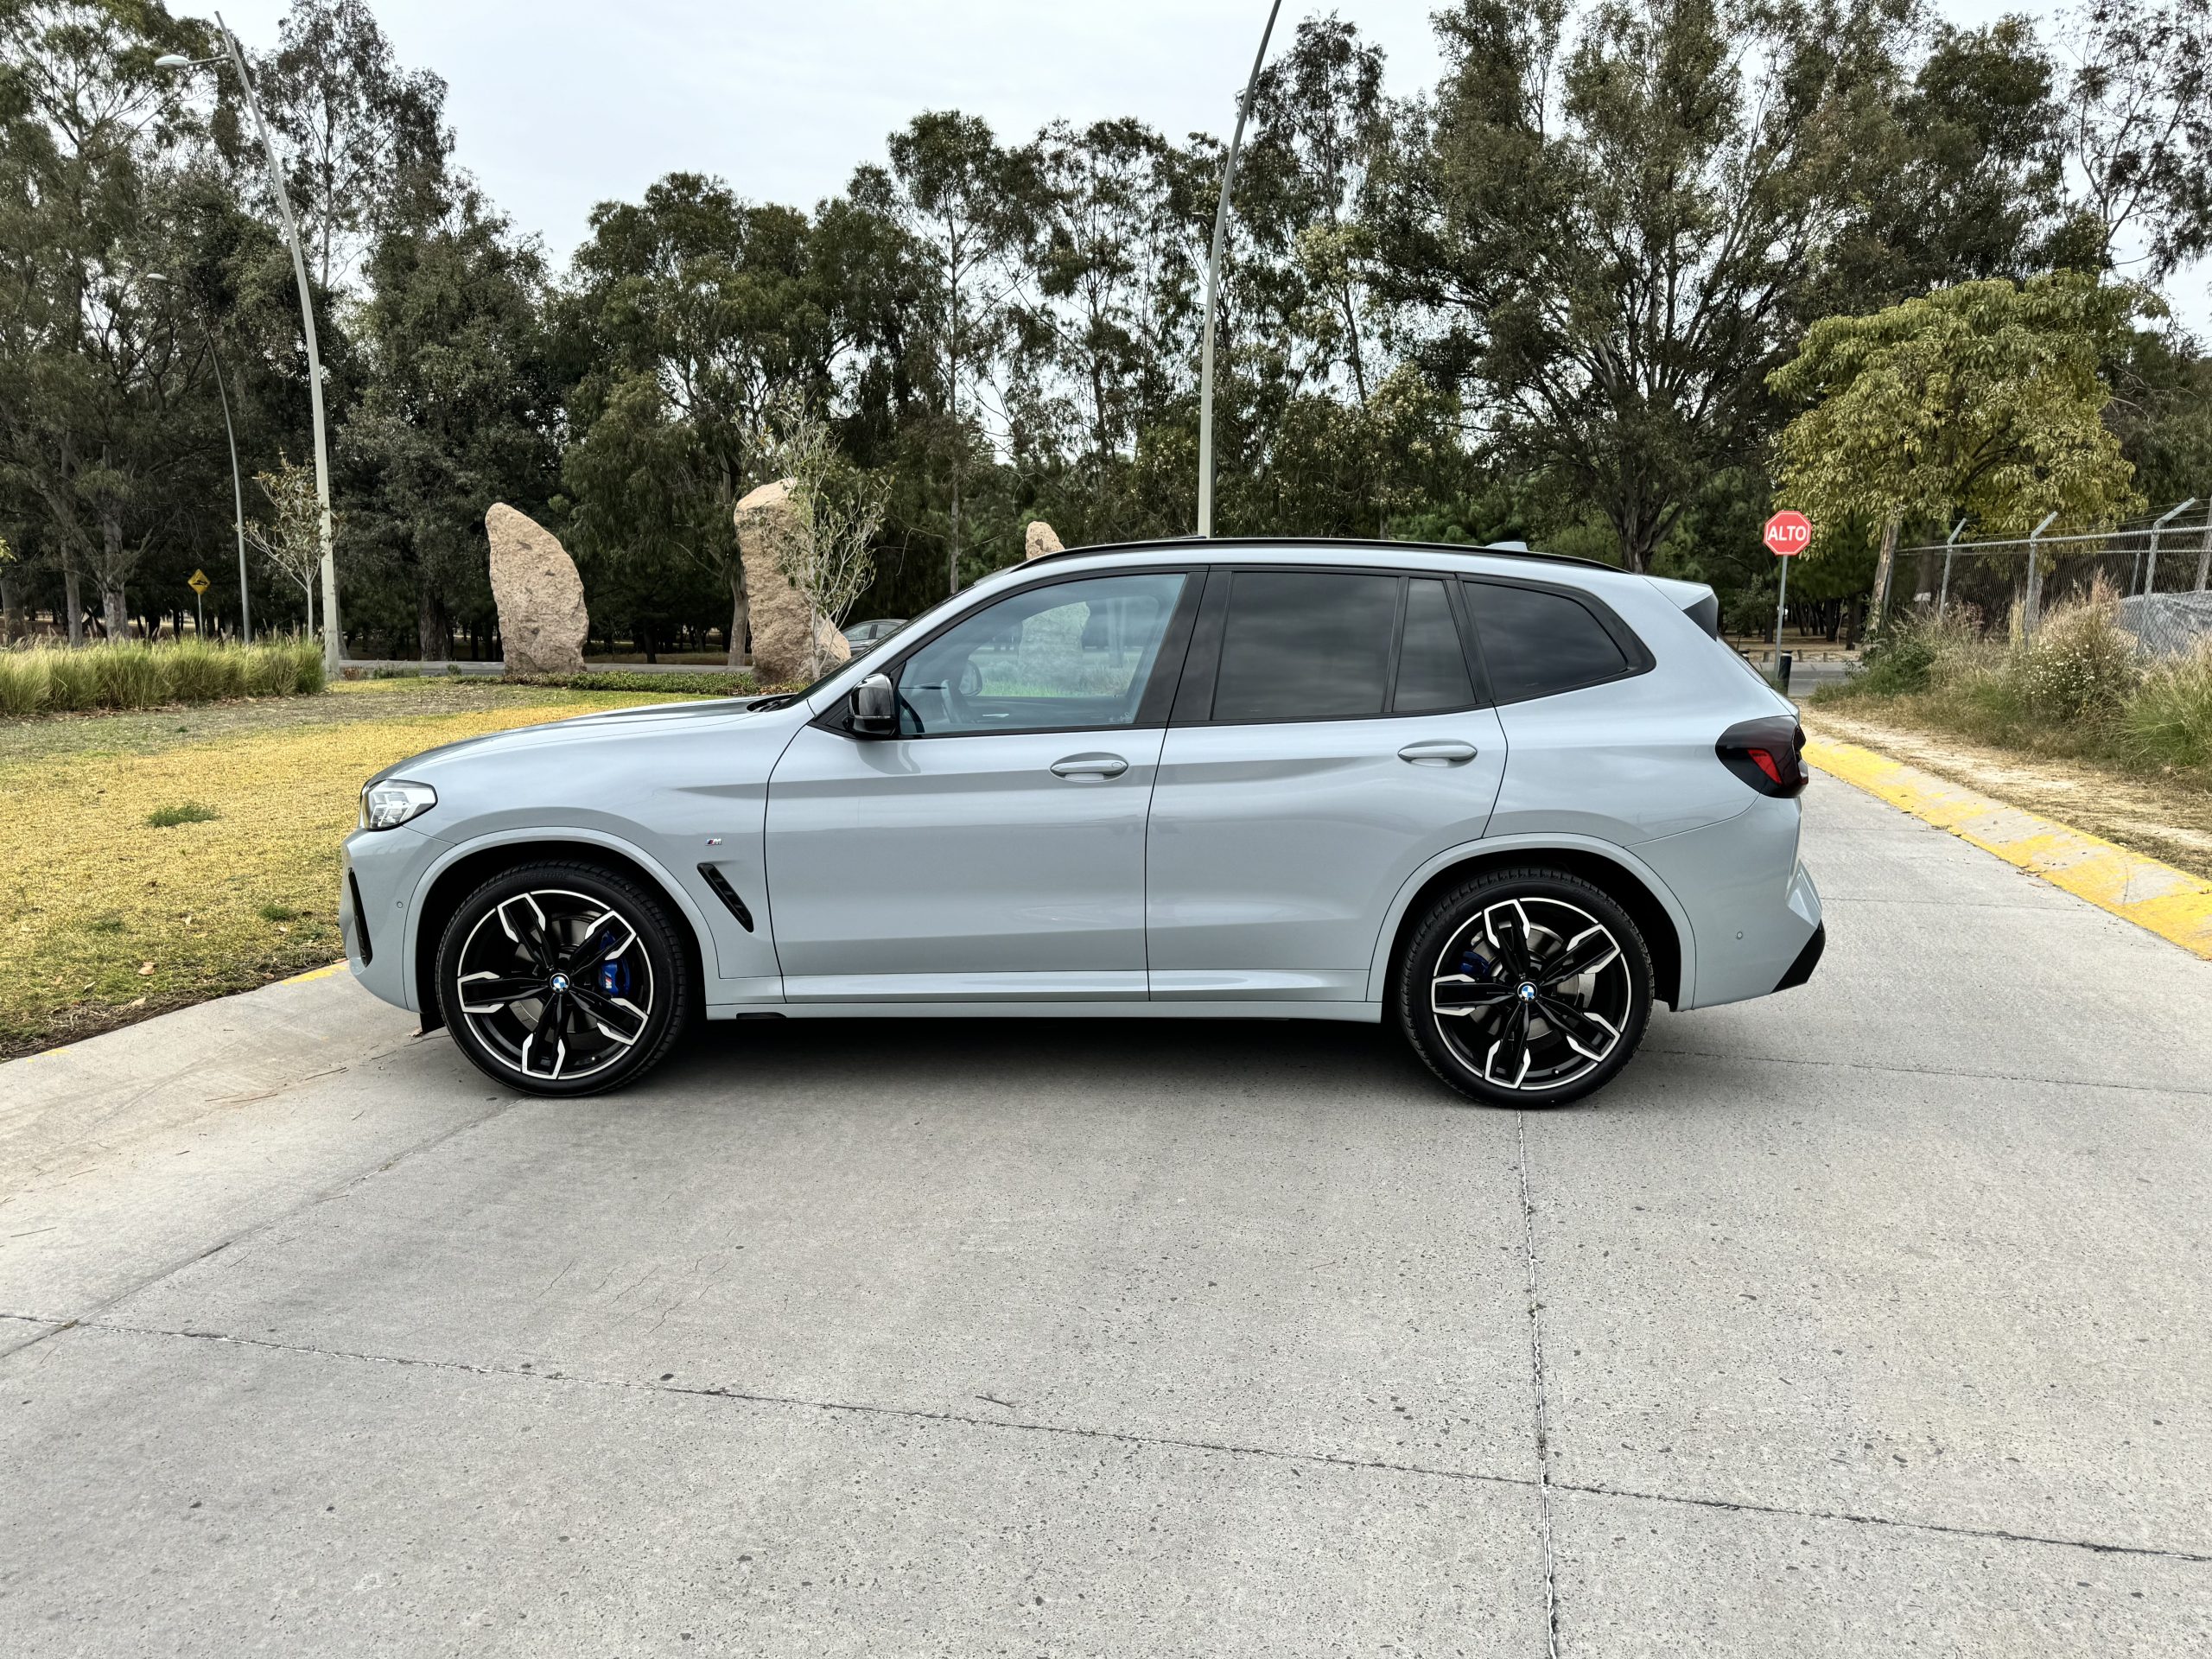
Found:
<box><xmin>1775</xmin><ymin>920</ymin><xmax>1826</xmax><ymax>992</ymax></box>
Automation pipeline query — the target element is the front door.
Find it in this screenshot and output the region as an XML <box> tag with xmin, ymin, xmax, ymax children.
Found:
<box><xmin>765</xmin><ymin>569</ymin><xmax>1195</xmax><ymax>1002</ymax></box>
<box><xmin>1147</xmin><ymin>569</ymin><xmax>1508</xmax><ymax>1001</ymax></box>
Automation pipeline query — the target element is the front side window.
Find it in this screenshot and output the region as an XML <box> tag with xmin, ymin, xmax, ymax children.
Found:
<box><xmin>1467</xmin><ymin>582</ymin><xmax>1635</xmax><ymax>703</ymax></box>
<box><xmin>895</xmin><ymin>572</ymin><xmax>1186</xmax><ymax>735</ymax></box>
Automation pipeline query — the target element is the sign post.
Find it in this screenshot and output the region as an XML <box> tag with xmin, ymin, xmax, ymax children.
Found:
<box><xmin>188</xmin><ymin>568</ymin><xmax>210</xmax><ymax>639</ymax></box>
<box><xmin>1763</xmin><ymin>511</ymin><xmax>1810</xmax><ymax>684</ymax></box>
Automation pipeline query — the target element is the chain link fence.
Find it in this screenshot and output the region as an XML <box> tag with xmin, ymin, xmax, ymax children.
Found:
<box><xmin>1897</xmin><ymin>504</ymin><xmax>2212</xmax><ymax>657</ymax></box>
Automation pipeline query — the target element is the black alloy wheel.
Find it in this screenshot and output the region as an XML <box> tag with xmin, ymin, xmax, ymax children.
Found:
<box><xmin>435</xmin><ymin>861</ymin><xmax>690</xmax><ymax>1096</ymax></box>
<box><xmin>1397</xmin><ymin>868</ymin><xmax>1652</xmax><ymax>1108</ymax></box>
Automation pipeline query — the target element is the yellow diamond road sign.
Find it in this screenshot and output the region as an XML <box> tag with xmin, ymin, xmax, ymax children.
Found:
<box><xmin>188</xmin><ymin>569</ymin><xmax>210</xmax><ymax>594</ymax></box>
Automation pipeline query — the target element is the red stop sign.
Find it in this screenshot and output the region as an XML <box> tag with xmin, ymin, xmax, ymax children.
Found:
<box><xmin>1764</xmin><ymin>510</ymin><xmax>1811</xmax><ymax>556</ymax></box>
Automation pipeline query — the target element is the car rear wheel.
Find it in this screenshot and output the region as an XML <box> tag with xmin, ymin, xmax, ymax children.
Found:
<box><xmin>1397</xmin><ymin>868</ymin><xmax>1652</xmax><ymax>1109</ymax></box>
<box><xmin>435</xmin><ymin>861</ymin><xmax>690</xmax><ymax>1096</ymax></box>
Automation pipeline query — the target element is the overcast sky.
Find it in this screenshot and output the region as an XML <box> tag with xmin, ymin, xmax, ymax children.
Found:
<box><xmin>201</xmin><ymin>1</ymin><xmax>2198</xmax><ymax>326</ymax></box>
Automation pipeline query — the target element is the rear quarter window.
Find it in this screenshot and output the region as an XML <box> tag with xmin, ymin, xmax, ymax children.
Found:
<box><xmin>1465</xmin><ymin>581</ymin><xmax>1644</xmax><ymax>703</ymax></box>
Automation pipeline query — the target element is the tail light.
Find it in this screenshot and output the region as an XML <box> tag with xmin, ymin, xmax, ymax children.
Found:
<box><xmin>1716</xmin><ymin>715</ymin><xmax>1808</xmax><ymax>798</ymax></box>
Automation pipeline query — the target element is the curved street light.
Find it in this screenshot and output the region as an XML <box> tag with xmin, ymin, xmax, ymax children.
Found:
<box><xmin>1196</xmin><ymin>0</ymin><xmax>1285</xmax><ymax>538</ymax></box>
<box><xmin>156</xmin><ymin>10</ymin><xmax>339</xmax><ymax>674</ymax></box>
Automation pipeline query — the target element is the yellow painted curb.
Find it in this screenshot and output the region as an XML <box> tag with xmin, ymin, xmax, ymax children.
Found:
<box><xmin>278</xmin><ymin>961</ymin><xmax>350</xmax><ymax>987</ymax></box>
<box><xmin>1805</xmin><ymin>739</ymin><xmax>2212</xmax><ymax>960</ymax></box>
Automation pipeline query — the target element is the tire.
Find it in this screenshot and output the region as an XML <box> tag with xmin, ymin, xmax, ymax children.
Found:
<box><xmin>435</xmin><ymin>860</ymin><xmax>691</xmax><ymax>1097</ymax></box>
<box><xmin>1395</xmin><ymin>867</ymin><xmax>1652</xmax><ymax>1109</ymax></box>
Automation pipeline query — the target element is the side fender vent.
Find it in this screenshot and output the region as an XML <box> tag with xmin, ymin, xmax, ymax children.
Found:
<box><xmin>698</xmin><ymin>863</ymin><xmax>755</xmax><ymax>931</ymax></box>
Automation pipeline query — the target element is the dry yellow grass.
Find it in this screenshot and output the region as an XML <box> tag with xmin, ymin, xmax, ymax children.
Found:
<box><xmin>0</xmin><ymin>685</ymin><xmax>677</xmax><ymax>1056</ymax></box>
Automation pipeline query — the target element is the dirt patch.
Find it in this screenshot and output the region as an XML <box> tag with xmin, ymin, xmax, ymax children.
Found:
<box><xmin>1805</xmin><ymin>705</ymin><xmax>2212</xmax><ymax>882</ymax></box>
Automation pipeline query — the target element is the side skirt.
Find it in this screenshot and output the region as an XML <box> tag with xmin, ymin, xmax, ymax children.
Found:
<box><xmin>704</xmin><ymin>999</ymin><xmax>1385</xmax><ymax>1024</ymax></box>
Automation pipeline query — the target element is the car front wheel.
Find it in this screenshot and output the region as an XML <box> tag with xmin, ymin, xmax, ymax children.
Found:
<box><xmin>1397</xmin><ymin>868</ymin><xmax>1652</xmax><ymax>1109</ymax></box>
<box><xmin>435</xmin><ymin>861</ymin><xmax>690</xmax><ymax>1096</ymax></box>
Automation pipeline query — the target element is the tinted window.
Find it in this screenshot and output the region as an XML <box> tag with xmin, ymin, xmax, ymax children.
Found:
<box><xmin>1392</xmin><ymin>579</ymin><xmax>1475</xmax><ymax>713</ymax></box>
<box><xmin>897</xmin><ymin>572</ymin><xmax>1185</xmax><ymax>735</ymax></box>
<box><xmin>1469</xmin><ymin>583</ymin><xmax>1633</xmax><ymax>702</ymax></box>
<box><xmin>1213</xmin><ymin>571</ymin><xmax>1398</xmax><ymax>722</ymax></box>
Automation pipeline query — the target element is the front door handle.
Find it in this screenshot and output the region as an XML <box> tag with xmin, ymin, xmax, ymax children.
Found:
<box><xmin>1398</xmin><ymin>740</ymin><xmax>1478</xmax><ymax>766</ymax></box>
<box><xmin>1051</xmin><ymin>753</ymin><xmax>1128</xmax><ymax>779</ymax></box>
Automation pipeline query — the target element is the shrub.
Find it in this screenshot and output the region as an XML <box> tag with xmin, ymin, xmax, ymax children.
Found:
<box><xmin>2125</xmin><ymin>637</ymin><xmax>2212</xmax><ymax>771</ymax></box>
<box><xmin>43</xmin><ymin>649</ymin><xmax>99</xmax><ymax>712</ymax></box>
<box><xmin>0</xmin><ymin>638</ymin><xmax>328</xmax><ymax>718</ymax></box>
<box><xmin>90</xmin><ymin>644</ymin><xmax>166</xmax><ymax>709</ymax></box>
<box><xmin>162</xmin><ymin>639</ymin><xmax>244</xmax><ymax>702</ymax></box>
<box><xmin>0</xmin><ymin>652</ymin><xmax>44</xmax><ymax>716</ymax></box>
<box><xmin>2004</xmin><ymin>578</ymin><xmax>2139</xmax><ymax>721</ymax></box>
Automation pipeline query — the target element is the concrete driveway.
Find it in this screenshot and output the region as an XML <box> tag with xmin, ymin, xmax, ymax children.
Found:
<box><xmin>3</xmin><ymin>781</ymin><xmax>2208</xmax><ymax>1656</ymax></box>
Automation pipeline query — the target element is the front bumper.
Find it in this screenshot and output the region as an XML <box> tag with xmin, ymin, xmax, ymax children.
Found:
<box><xmin>340</xmin><ymin>823</ymin><xmax>446</xmax><ymax>1014</ymax></box>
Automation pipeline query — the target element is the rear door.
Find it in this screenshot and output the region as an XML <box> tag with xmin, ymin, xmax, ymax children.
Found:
<box><xmin>1145</xmin><ymin>567</ymin><xmax>1508</xmax><ymax>1002</ymax></box>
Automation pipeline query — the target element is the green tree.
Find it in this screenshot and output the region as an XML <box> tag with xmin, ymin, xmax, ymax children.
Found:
<box><xmin>1370</xmin><ymin>0</ymin><xmax>1915</xmax><ymax>570</ymax></box>
<box><xmin>557</xmin><ymin>174</ymin><xmax>856</xmax><ymax>664</ymax></box>
<box><xmin>2055</xmin><ymin>0</ymin><xmax>2212</xmax><ymax>277</ymax></box>
<box><xmin>876</xmin><ymin>111</ymin><xmax>1033</xmax><ymax>595</ymax></box>
<box><xmin>1769</xmin><ymin>272</ymin><xmax>2150</xmax><ymax>611</ymax></box>
<box><xmin>343</xmin><ymin>184</ymin><xmax>554</xmax><ymax>659</ymax></box>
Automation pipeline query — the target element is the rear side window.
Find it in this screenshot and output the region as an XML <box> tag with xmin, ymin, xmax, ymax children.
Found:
<box><xmin>1394</xmin><ymin>579</ymin><xmax>1475</xmax><ymax>713</ymax></box>
<box><xmin>1467</xmin><ymin>582</ymin><xmax>1633</xmax><ymax>702</ymax></box>
<box><xmin>1212</xmin><ymin>571</ymin><xmax>1398</xmax><ymax>721</ymax></box>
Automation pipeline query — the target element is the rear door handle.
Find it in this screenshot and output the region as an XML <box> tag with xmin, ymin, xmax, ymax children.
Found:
<box><xmin>1051</xmin><ymin>753</ymin><xmax>1128</xmax><ymax>779</ymax></box>
<box><xmin>1398</xmin><ymin>740</ymin><xmax>1478</xmax><ymax>766</ymax></box>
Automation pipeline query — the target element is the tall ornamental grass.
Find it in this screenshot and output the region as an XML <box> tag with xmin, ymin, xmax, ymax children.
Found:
<box><xmin>0</xmin><ymin>639</ymin><xmax>325</xmax><ymax>718</ymax></box>
<box><xmin>1818</xmin><ymin>577</ymin><xmax>2212</xmax><ymax>782</ymax></box>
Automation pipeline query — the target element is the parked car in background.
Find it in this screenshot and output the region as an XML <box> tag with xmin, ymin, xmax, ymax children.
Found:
<box><xmin>841</xmin><ymin>616</ymin><xmax>907</xmax><ymax>655</ymax></box>
<box><xmin>343</xmin><ymin>539</ymin><xmax>1821</xmax><ymax>1105</ymax></box>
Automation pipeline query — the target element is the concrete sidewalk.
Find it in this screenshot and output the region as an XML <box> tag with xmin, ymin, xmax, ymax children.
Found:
<box><xmin>3</xmin><ymin>781</ymin><xmax>2208</xmax><ymax>1654</ymax></box>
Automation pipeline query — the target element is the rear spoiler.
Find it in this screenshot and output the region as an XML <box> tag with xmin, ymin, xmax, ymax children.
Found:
<box><xmin>1645</xmin><ymin>575</ymin><xmax>1719</xmax><ymax>637</ymax></box>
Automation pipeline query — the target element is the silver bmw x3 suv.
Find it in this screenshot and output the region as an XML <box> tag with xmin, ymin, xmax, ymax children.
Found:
<box><xmin>341</xmin><ymin>539</ymin><xmax>1823</xmax><ymax>1106</ymax></box>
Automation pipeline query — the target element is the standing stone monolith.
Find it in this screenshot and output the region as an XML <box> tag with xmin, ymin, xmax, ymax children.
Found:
<box><xmin>735</xmin><ymin>479</ymin><xmax>849</xmax><ymax>684</ymax></box>
<box><xmin>1024</xmin><ymin>520</ymin><xmax>1065</xmax><ymax>561</ymax></box>
<box><xmin>484</xmin><ymin>504</ymin><xmax>588</xmax><ymax>674</ymax></box>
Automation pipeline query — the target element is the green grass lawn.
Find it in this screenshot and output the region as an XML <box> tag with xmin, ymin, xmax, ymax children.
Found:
<box><xmin>0</xmin><ymin>678</ymin><xmax>694</xmax><ymax>1058</ymax></box>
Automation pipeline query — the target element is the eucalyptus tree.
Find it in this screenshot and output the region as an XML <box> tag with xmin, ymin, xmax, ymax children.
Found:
<box><xmin>344</xmin><ymin>182</ymin><xmax>556</xmax><ymax>658</ymax></box>
<box><xmin>1016</xmin><ymin>117</ymin><xmax>1198</xmax><ymax>539</ymax></box>
<box><xmin>1370</xmin><ymin>0</ymin><xmax>1916</xmax><ymax>571</ymax></box>
<box><xmin>877</xmin><ymin>111</ymin><xmax>1035</xmax><ymax>594</ymax></box>
<box><xmin>0</xmin><ymin>0</ymin><xmax>207</xmax><ymax>639</ymax></box>
<box><xmin>244</xmin><ymin>0</ymin><xmax>449</xmax><ymax>296</ymax></box>
<box><xmin>557</xmin><ymin>173</ymin><xmax>855</xmax><ymax>664</ymax></box>
<box><xmin>2055</xmin><ymin>0</ymin><xmax>2212</xmax><ymax>277</ymax></box>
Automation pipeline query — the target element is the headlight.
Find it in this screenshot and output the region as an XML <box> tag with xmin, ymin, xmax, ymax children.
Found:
<box><xmin>359</xmin><ymin>779</ymin><xmax>437</xmax><ymax>831</ymax></box>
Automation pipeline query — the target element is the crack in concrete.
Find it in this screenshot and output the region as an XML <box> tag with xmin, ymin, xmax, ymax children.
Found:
<box><xmin>67</xmin><ymin>1315</ymin><xmax>1546</xmax><ymax>1495</ymax></box>
<box><xmin>1516</xmin><ymin>1114</ymin><xmax>1562</xmax><ymax>1658</ymax></box>
<box><xmin>0</xmin><ymin>1098</ymin><xmax>524</xmax><ymax>1363</ymax></box>
<box><xmin>33</xmin><ymin>1315</ymin><xmax>2212</xmax><ymax>1568</ymax></box>
<box><xmin>1643</xmin><ymin>1044</ymin><xmax>2212</xmax><ymax>1099</ymax></box>
<box><xmin>1548</xmin><ymin>1477</ymin><xmax>2212</xmax><ymax>1567</ymax></box>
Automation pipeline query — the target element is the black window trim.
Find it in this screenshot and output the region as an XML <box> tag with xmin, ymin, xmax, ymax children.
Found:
<box><xmin>1458</xmin><ymin>573</ymin><xmax>1655</xmax><ymax>705</ymax></box>
<box><xmin>1172</xmin><ymin>563</ymin><xmax>1492</xmax><ymax>728</ymax></box>
<box><xmin>812</xmin><ymin>563</ymin><xmax>1205</xmax><ymax>742</ymax></box>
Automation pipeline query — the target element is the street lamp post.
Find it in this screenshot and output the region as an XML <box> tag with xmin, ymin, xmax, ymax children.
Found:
<box><xmin>158</xmin><ymin>11</ymin><xmax>337</xmax><ymax>675</ymax></box>
<box><xmin>1195</xmin><ymin>0</ymin><xmax>1284</xmax><ymax>539</ymax></box>
<box><xmin>148</xmin><ymin>273</ymin><xmax>250</xmax><ymax>641</ymax></box>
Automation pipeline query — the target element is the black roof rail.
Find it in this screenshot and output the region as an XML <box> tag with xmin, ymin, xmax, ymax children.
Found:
<box><xmin>1016</xmin><ymin>534</ymin><xmax>1623</xmax><ymax>575</ymax></box>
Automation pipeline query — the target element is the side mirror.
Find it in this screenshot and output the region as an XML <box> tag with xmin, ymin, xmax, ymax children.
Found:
<box><xmin>849</xmin><ymin>672</ymin><xmax>898</xmax><ymax>738</ymax></box>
